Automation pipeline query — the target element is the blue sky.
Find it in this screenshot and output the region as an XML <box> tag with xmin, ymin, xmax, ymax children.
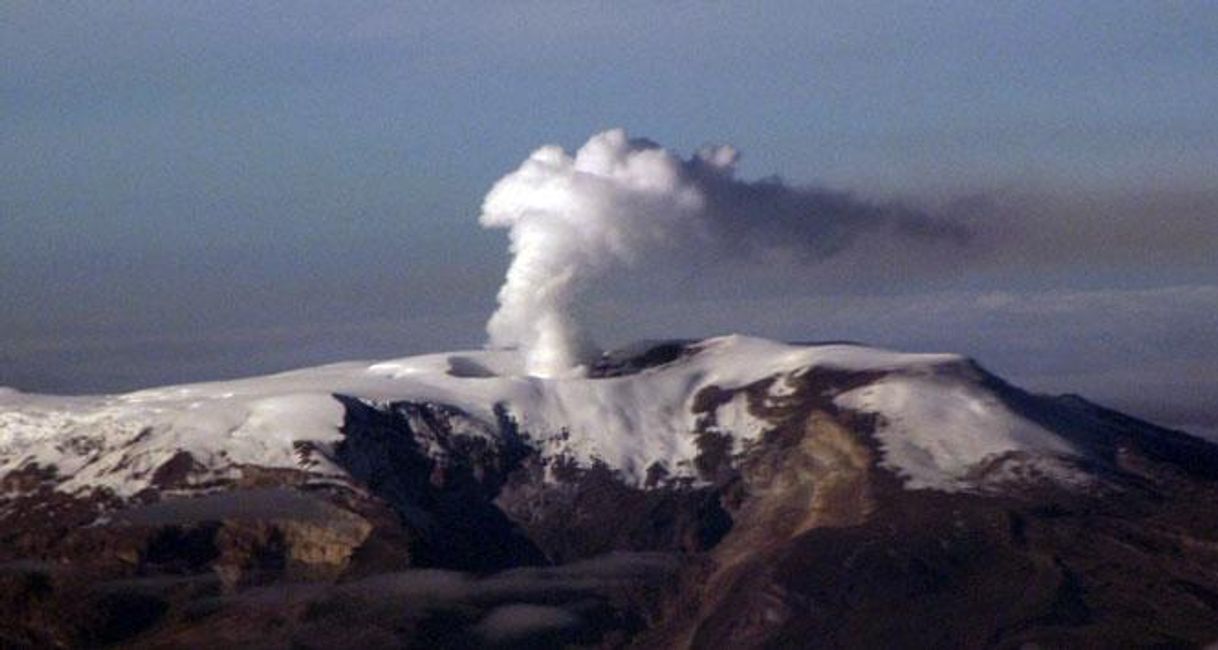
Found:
<box><xmin>2</xmin><ymin>2</ymin><xmax>1216</xmax><ymax>434</ymax></box>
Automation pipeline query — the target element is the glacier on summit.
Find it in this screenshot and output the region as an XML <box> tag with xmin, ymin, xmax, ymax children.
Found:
<box><xmin>1</xmin><ymin>335</ymin><xmax>1089</xmax><ymax>498</ymax></box>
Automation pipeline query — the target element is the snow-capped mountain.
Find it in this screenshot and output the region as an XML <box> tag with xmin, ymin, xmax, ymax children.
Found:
<box><xmin>3</xmin><ymin>336</ymin><xmax>1218</xmax><ymax>649</ymax></box>
<box><xmin>0</xmin><ymin>336</ymin><xmax>1103</xmax><ymax>498</ymax></box>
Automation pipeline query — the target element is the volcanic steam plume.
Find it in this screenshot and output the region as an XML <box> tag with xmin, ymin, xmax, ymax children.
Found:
<box><xmin>479</xmin><ymin>128</ymin><xmax>967</xmax><ymax>377</ymax></box>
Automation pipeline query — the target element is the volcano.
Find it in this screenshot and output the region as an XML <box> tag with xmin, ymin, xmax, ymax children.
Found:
<box><xmin>3</xmin><ymin>336</ymin><xmax>1218</xmax><ymax>648</ymax></box>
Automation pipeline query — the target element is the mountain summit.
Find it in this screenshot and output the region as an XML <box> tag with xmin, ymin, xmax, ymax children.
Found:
<box><xmin>3</xmin><ymin>336</ymin><xmax>1218</xmax><ymax>648</ymax></box>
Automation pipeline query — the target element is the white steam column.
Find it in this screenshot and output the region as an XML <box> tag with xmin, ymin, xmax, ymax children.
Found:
<box><xmin>479</xmin><ymin>129</ymin><xmax>736</xmax><ymax>377</ymax></box>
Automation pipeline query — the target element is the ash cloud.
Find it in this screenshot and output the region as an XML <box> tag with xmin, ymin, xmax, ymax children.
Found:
<box><xmin>480</xmin><ymin>128</ymin><xmax>970</xmax><ymax>376</ymax></box>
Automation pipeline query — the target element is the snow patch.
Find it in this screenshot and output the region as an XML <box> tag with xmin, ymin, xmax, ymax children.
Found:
<box><xmin>835</xmin><ymin>372</ymin><xmax>1078</xmax><ymax>491</ymax></box>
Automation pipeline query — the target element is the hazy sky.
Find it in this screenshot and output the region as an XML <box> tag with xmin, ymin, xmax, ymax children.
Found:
<box><xmin>2</xmin><ymin>2</ymin><xmax>1216</xmax><ymax>436</ymax></box>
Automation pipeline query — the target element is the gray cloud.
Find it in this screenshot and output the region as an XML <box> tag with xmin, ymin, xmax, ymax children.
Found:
<box><xmin>618</xmin><ymin>184</ymin><xmax>1218</xmax><ymax>303</ymax></box>
<box><xmin>964</xmin><ymin>187</ymin><xmax>1218</xmax><ymax>273</ymax></box>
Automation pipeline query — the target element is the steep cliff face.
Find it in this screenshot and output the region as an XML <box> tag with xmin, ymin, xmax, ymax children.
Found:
<box><xmin>636</xmin><ymin>372</ymin><xmax>1218</xmax><ymax>649</ymax></box>
<box><xmin>3</xmin><ymin>337</ymin><xmax>1218</xmax><ymax>648</ymax></box>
